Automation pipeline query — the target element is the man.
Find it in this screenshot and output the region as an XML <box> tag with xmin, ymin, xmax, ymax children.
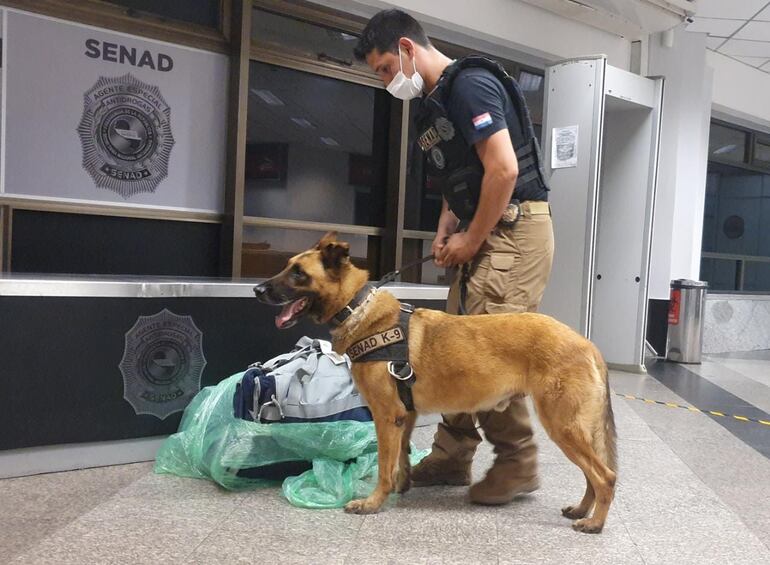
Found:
<box><xmin>354</xmin><ymin>9</ymin><xmax>554</xmax><ymax>505</ymax></box>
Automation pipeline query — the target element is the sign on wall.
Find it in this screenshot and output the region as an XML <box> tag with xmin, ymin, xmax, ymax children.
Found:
<box><xmin>1</xmin><ymin>10</ymin><xmax>228</xmax><ymax>213</ymax></box>
<box><xmin>120</xmin><ymin>309</ymin><xmax>207</xmax><ymax>420</ymax></box>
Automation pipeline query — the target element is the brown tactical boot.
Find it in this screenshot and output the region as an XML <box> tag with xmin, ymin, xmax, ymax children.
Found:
<box><xmin>468</xmin><ymin>460</ymin><xmax>539</xmax><ymax>505</ymax></box>
<box><xmin>412</xmin><ymin>412</ymin><xmax>481</xmax><ymax>487</ymax></box>
<box><xmin>411</xmin><ymin>453</ymin><xmax>472</xmax><ymax>487</ymax></box>
<box><xmin>468</xmin><ymin>397</ymin><xmax>539</xmax><ymax>504</ymax></box>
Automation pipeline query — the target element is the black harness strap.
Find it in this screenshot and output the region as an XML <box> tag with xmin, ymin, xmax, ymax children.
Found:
<box><xmin>389</xmin><ymin>361</ymin><xmax>416</xmax><ymax>412</ymax></box>
<box><xmin>349</xmin><ymin>309</ymin><xmax>413</xmax><ymax>363</ymax></box>
<box><xmin>327</xmin><ymin>255</ymin><xmax>440</xmax><ymax>412</ymax></box>
<box><xmin>346</xmin><ymin>307</ymin><xmax>417</xmax><ymax>411</ymax></box>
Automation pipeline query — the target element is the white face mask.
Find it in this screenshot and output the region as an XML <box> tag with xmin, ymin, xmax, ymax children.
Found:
<box><xmin>386</xmin><ymin>46</ymin><xmax>424</xmax><ymax>100</ymax></box>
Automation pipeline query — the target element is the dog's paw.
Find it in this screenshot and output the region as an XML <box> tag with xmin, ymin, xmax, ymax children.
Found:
<box><xmin>561</xmin><ymin>505</ymin><xmax>588</xmax><ymax>519</ymax></box>
<box><xmin>571</xmin><ymin>518</ymin><xmax>604</xmax><ymax>534</ymax></box>
<box><xmin>344</xmin><ymin>498</ymin><xmax>382</xmax><ymax>515</ymax></box>
<box><xmin>396</xmin><ymin>470</ymin><xmax>412</xmax><ymax>494</ymax></box>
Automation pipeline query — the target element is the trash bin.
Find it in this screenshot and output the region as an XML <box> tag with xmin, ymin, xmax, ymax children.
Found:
<box><xmin>666</xmin><ymin>279</ymin><xmax>708</xmax><ymax>363</ymax></box>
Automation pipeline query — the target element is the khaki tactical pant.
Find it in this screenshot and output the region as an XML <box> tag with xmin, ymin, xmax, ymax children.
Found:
<box><xmin>434</xmin><ymin>201</ymin><xmax>554</xmax><ymax>471</ymax></box>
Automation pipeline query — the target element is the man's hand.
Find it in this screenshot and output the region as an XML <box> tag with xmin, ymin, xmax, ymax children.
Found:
<box><xmin>436</xmin><ymin>232</ymin><xmax>483</xmax><ymax>267</ymax></box>
<box><xmin>431</xmin><ymin>234</ymin><xmax>448</xmax><ymax>262</ymax></box>
<box><xmin>432</xmin><ymin>197</ymin><xmax>460</xmax><ymax>267</ymax></box>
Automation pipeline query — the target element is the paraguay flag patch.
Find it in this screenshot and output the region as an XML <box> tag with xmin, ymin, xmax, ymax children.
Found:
<box><xmin>472</xmin><ymin>112</ymin><xmax>493</xmax><ymax>130</ymax></box>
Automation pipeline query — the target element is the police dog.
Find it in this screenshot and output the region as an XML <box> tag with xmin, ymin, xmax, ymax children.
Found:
<box><xmin>254</xmin><ymin>232</ymin><xmax>617</xmax><ymax>533</ymax></box>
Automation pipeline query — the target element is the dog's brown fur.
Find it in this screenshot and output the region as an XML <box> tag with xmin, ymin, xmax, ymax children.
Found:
<box><xmin>255</xmin><ymin>232</ymin><xmax>617</xmax><ymax>533</ymax></box>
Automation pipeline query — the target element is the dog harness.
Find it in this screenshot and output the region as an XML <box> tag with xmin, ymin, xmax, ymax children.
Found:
<box><xmin>329</xmin><ymin>286</ymin><xmax>417</xmax><ymax>411</ymax></box>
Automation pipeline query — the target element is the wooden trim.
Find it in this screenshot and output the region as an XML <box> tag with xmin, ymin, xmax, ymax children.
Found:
<box><xmin>220</xmin><ymin>0</ymin><xmax>252</xmax><ymax>278</ymax></box>
<box><xmin>249</xmin><ymin>43</ymin><xmax>383</xmax><ymax>88</ymax></box>
<box><xmin>393</xmin><ymin>101</ymin><xmax>412</xmax><ymax>271</ymax></box>
<box><xmin>243</xmin><ymin>216</ymin><xmax>384</xmax><ymax>236</ymax></box>
<box><xmin>0</xmin><ymin>197</ymin><xmax>222</xmax><ymax>223</ymax></box>
<box><xmin>1</xmin><ymin>0</ymin><xmax>229</xmax><ymax>54</ymax></box>
<box><xmin>253</xmin><ymin>0</ymin><xmax>368</xmax><ymax>34</ymax></box>
<box><xmin>0</xmin><ymin>205</ymin><xmax>11</xmax><ymax>272</ymax></box>
<box><xmin>402</xmin><ymin>229</ymin><xmax>437</xmax><ymax>241</ymax></box>
<box><xmin>220</xmin><ymin>0</ymin><xmax>233</xmax><ymax>42</ymax></box>
<box><xmin>371</xmin><ymin>97</ymin><xmax>403</xmax><ymax>279</ymax></box>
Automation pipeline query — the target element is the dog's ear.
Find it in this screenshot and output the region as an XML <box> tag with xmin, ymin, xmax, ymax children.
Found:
<box><xmin>316</xmin><ymin>231</ymin><xmax>338</xmax><ymax>249</ymax></box>
<box><xmin>319</xmin><ymin>238</ymin><xmax>350</xmax><ymax>272</ymax></box>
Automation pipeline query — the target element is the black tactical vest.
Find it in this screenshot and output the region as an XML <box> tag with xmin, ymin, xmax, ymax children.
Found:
<box><xmin>414</xmin><ymin>56</ymin><xmax>549</xmax><ymax>221</ymax></box>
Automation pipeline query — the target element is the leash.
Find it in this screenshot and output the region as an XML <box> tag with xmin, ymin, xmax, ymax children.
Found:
<box><xmin>374</xmin><ymin>254</ymin><xmax>436</xmax><ymax>288</ymax></box>
<box><xmin>329</xmin><ymin>254</ymin><xmax>436</xmax><ymax>327</ymax></box>
<box><xmin>359</xmin><ymin>251</ymin><xmax>472</xmax><ymax>412</ymax></box>
<box><xmin>374</xmin><ymin>251</ymin><xmax>470</xmax><ymax>315</ymax></box>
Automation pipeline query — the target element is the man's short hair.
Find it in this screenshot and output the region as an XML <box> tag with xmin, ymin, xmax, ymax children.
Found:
<box><xmin>353</xmin><ymin>9</ymin><xmax>431</xmax><ymax>61</ymax></box>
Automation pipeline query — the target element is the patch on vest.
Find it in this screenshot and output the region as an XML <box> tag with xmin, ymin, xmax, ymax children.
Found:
<box><xmin>347</xmin><ymin>327</ymin><xmax>405</xmax><ymax>361</ymax></box>
<box><xmin>435</xmin><ymin>117</ymin><xmax>455</xmax><ymax>141</ymax></box>
<box><xmin>430</xmin><ymin>147</ymin><xmax>446</xmax><ymax>170</ymax></box>
<box><xmin>418</xmin><ymin>127</ymin><xmax>440</xmax><ymax>151</ymax></box>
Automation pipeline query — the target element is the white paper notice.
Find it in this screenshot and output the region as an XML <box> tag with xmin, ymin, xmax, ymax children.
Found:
<box><xmin>551</xmin><ymin>125</ymin><xmax>579</xmax><ymax>169</ymax></box>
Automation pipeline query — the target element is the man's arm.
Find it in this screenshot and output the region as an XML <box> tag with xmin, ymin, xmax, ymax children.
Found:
<box><xmin>437</xmin><ymin>129</ymin><xmax>518</xmax><ymax>267</ymax></box>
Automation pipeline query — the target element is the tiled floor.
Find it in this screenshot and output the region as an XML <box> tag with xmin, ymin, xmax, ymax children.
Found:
<box><xmin>2</xmin><ymin>353</ymin><xmax>769</xmax><ymax>564</ymax></box>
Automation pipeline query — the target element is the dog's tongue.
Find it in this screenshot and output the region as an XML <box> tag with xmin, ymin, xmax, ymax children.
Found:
<box><xmin>275</xmin><ymin>298</ymin><xmax>307</xmax><ymax>329</ymax></box>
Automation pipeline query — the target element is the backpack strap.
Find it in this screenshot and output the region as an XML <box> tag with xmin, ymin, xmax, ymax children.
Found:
<box><xmin>251</xmin><ymin>336</ymin><xmax>315</xmax><ymax>372</ymax></box>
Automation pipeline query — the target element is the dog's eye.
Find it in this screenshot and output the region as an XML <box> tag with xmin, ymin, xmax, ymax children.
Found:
<box><xmin>291</xmin><ymin>265</ymin><xmax>308</xmax><ymax>282</ymax></box>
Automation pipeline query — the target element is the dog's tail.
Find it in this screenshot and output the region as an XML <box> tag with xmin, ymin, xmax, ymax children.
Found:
<box><xmin>593</xmin><ymin>353</ymin><xmax>617</xmax><ymax>473</ymax></box>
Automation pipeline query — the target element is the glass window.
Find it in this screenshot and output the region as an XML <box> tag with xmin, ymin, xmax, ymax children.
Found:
<box><xmin>708</xmin><ymin>123</ymin><xmax>747</xmax><ymax>164</ymax></box>
<box><xmin>243</xmin><ymin>6</ymin><xmax>546</xmax><ymax>284</ymax></box>
<box><xmin>753</xmin><ymin>137</ymin><xmax>770</xmax><ymax>168</ymax></box>
<box><xmin>242</xmin><ymin>227</ymin><xmax>376</xmax><ymax>278</ymax></box>
<box><xmin>244</xmin><ymin>60</ymin><xmax>391</xmax><ymax>228</ymax></box>
<box><xmin>103</xmin><ymin>0</ymin><xmax>221</xmax><ymax>28</ymax></box>
<box><xmin>251</xmin><ymin>8</ymin><xmax>372</xmax><ymax>75</ymax></box>
<box><xmin>700</xmin><ymin>157</ymin><xmax>770</xmax><ymax>292</ymax></box>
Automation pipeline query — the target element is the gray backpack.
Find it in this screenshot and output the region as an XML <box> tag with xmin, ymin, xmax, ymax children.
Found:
<box><xmin>233</xmin><ymin>337</ymin><xmax>372</xmax><ymax>423</ymax></box>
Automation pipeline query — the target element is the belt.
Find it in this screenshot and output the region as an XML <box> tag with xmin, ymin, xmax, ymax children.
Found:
<box><xmin>519</xmin><ymin>200</ymin><xmax>550</xmax><ymax>216</ymax></box>
<box><xmin>497</xmin><ymin>200</ymin><xmax>550</xmax><ymax>227</ymax></box>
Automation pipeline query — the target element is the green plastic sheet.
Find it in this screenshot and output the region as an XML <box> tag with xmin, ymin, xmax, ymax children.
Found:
<box><xmin>154</xmin><ymin>372</ymin><xmax>426</xmax><ymax>508</ymax></box>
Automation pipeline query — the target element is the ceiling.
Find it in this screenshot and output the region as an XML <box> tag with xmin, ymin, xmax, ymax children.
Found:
<box><xmin>686</xmin><ymin>0</ymin><xmax>770</xmax><ymax>74</ymax></box>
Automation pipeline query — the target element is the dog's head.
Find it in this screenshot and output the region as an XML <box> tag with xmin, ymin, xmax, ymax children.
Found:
<box><xmin>253</xmin><ymin>231</ymin><xmax>366</xmax><ymax>329</ymax></box>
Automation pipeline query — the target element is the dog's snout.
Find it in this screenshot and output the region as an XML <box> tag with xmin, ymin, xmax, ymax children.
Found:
<box><xmin>253</xmin><ymin>283</ymin><xmax>268</xmax><ymax>298</ymax></box>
